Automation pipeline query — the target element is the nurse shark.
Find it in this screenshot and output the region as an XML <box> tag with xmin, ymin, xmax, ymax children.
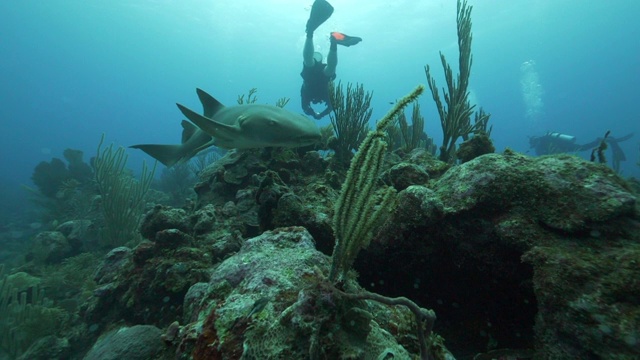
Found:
<box><xmin>131</xmin><ymin>88</ymin><xmax>320</xmax><ymax>166</ymax></box>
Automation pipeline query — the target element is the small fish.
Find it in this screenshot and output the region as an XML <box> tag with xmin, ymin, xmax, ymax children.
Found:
<box><xmin>245</xmin><ymin>297</ymin><xmax>270</xmax><ymax>318</ymax></box>
<box><xmin>230</xmin><ymin>297</ymin><xmax>270</xmax><ymax>330</ymax></box>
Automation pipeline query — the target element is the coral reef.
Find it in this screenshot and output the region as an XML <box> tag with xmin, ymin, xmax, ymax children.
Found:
<box><xmin>397</xmin><ymin>101</ymin><xmax>426</xmax><ymax>153</ymax></box>
<box><xmin>0</xmin><ymin>265</ymin><xmax>69</xmax><ymax>358</ymax></box>
<box><xmin>30</xmin><ymin>148</ymin><xmax>93</xmax><ymax>199</ymax></box>
<box><xmin>8</xmin><ymin>133</ymin><xmax>640</xmax><ymax>359</ymax></box>
<box><xmin>360</xmin><ymin>151</ymin><xmax>638</xmax><ymax>358</ymax></box>
<box><xmin>455</xmin><ymin>132</ymin><xmax>495</xmax><ymax>163</ymax></box>
<box><xmin>5</xmin><ymin>3</ymin><xmax>639</xmax><ymax>358</ymax></box>
<box><xmin>155</xmin><ymin>162</ymin><xmax>197</xmax><ymax>207</ymax></box>
<box><xmin>175</xmin><ymin>228</ymin><xmax>418</xmax><ymax>359</ymax></box>
<box><xmin>330</xmin><ymin>84</ymin><xmax>424</xmax><ymax>282</ymax></box>
<box><xmin>94</xmin><ymin>135</ymin><xmax>156</xmax><ymax>247</ymax></box>
<box><xmin>328</xmin><ymin>81</ymin><xmax>373</xmax><ymax>165</ymax></box>
<box><xmin>424</xmin><ymin>0</ymin><xmax>491</xmax><ymax>163</ymax></box>
<box><xmin>83</xmin><ymin>325</ymin><xmax>166</xmax><ymax>360</ymax></box>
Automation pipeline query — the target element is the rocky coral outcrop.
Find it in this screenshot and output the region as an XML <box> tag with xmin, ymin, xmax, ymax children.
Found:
<box><xmin>30</xmin><ymin>149</ymin><xmax>93</xmax><ymax>198</ymax></box>
<box><xmin>172</xmin><ymin>227</ymin><xmax>418</xmax><ymax>359</ymax></box>
<box><xmin>29</xmin><ymin>231</ymin><xmax>74</xmax><ymax>264</ymax></box>
<box><xmin>75</xmin><ymin>145</ymin><xmax>639</xmax><ymax>359</ymax></box>
<box><xmin>191</xmin><ymin>148</ymin><xmax>339</xmax><ymax>254</ymax></box>
<box><xmin>83</xmin><ymin>325</ymin><xmax>166</xmax><ymax>360</ymax></box>
<box><xmin>361</xmin><ymin>150</ymin><xmax>639</xmax><ymax>357</ymax></box>
<box><xmin>85</xmin><ymin>213</ymin><xmax>212</xmax><ymax>328</ymax></box>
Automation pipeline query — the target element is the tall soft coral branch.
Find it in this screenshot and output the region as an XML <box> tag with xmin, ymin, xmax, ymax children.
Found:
<box><xmin>424</xmin><ymin>0</ymin><xmax>490</xmax><ymax>163</ymax></box>
<box><xmin>328</xmin><ymin>81</ymin><xmax>373</xmax><ymax>164</ymax></box>
<box><xmin>94</xmin><ymin>134</ymin><xmax>156</xmax><ymax>246</ymax></box>
<box><xmin>329</xmin><ymin>84</ymin><xmax>424</xmax><ymax>283</ymax></box>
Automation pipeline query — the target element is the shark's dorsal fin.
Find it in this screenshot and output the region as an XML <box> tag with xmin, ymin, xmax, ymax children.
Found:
<box><xmin>196</xmin><ymin>88</ymin><xmax>225</xmax><ymax>118</ymax></box>
<box><xmin>181</xmin><ymin>120</ymin><xmax>198</xmax><ymax>144</ymax></box>
<box><xmin>177</xmin><ymin>103</ymin><xmax>238</xmax><ymax>143</ymax></box>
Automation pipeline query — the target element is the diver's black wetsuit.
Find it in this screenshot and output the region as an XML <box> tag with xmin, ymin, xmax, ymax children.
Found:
<box><xmin>300</xmin><ymin>61</ymin><xmax>336</xmax><ymax>120</ymax></box>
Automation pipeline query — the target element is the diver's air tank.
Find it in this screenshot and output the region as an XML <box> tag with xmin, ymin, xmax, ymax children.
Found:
<box><xmin>548</xmin><ymin>132</ymin><xmax>576</xmax><ymax>143</ymax></box>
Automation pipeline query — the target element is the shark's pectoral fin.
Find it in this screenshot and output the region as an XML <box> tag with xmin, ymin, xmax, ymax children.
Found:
<box><xmin>176</xmin><ymin>103</ymin><xmax>238</xmax><ymax>143</ymax></box>
<box><xmin>130</xmin><ymin>143</ymin><xmax>183</xmax><ymax>167</ymax></box>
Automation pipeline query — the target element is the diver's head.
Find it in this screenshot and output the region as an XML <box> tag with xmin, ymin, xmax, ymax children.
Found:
<box><xmin>313</xmin><ymin>52</ymin><xmax>323</xmax><ymax>64</ymax></box>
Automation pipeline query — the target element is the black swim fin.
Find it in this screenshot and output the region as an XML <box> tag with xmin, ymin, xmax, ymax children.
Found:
<box><xmin>306</xmin><ymin>0</ymin><xmax>334</xmax><ymax>34</ymax></box>
<box><xmin>330</xmin><ymin>32</ymin><xmax>362</xmax><ymax>47</ymax></box>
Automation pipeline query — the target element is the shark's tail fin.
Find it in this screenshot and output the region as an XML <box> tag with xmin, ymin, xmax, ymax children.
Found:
<box><xmin>196</xmin><ymin>88</ymin><xmax>225</xmax><ymax>118</ymax></box>
<box><xmin>129</xmin><ymin>144</ymin><xmax>184</xmax><ymax>167</ymax></box>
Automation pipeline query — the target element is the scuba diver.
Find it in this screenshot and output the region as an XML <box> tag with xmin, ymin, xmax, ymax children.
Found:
<box><xmin>301</xmin><ymin>0</ymin><xmax>362</xmax><ymax>119</ymax></box>
<box><xmin>528</xmin><ymin>131</ymin><xmax>634</xmax><ymax>172</ymax></box>
<box><xmin>528</xmin><ymin>132</ymin><xmax>583</xmax><ymax>155</ymax></box>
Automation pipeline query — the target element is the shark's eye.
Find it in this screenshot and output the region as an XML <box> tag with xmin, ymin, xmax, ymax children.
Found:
<box><xmin>269</xmin><ymin>120</ymin><xmax>277</xmax><ymax>126</ymax></box>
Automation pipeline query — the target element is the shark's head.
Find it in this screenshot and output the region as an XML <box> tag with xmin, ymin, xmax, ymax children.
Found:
<box><xmin>239</xmin><ymin>105</ymin><xmax>321</xmax><ymax>148</ymax></box>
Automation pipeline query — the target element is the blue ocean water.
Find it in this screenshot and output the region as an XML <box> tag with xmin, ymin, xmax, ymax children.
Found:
<box><xmin>1</xmin><ymin>0</ymin><xmax>638</xmax><ymax>218</ymax></box>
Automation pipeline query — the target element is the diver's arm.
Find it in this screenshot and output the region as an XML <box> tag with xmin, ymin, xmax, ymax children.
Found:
<box><xmin>303</xmin><ymin>105</ymin><xmax>316</xmax><ymax>117</ymax></box>
<box><xmin>301</xmin><ymin>91</ymin><xmax>316</xmax><ymax>117</ymax></box>
<box><xmin>316</xmin><ymin>102</ymin><xmax>333</xmax><ymax>119</ymax></box>
<box><xmin>302</xmin><ymin>101</ymin><xmax>315</xmax><ymax>117</ymax></box>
